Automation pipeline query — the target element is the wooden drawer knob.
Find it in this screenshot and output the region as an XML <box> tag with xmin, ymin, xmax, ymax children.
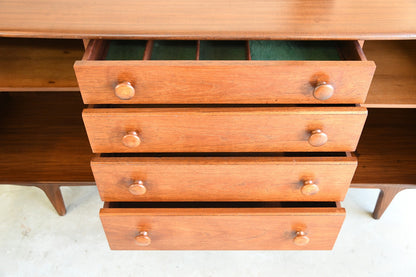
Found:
<box><xmin>128</xmin><ymin>180</ymin><xmax>146</xmax><ymax>195</ymax></box>
<box><xmin>135</xmin><ymin>231</ymin><xmax>151</xmax><ymax>246</ymax></box>
<box><xmin>293</xmin><ymin>231</ymin><xmax>310</xmax><ymax>246</ymax></box>
<box><xmin>301</xmin><ymin>180</ymin><xmax>319</xmax><ymax>195</ymax></box>
<box><xmin>122</xmin><ymin>131</ymin><xmax>141</xmax><ymax>148</ymax></box>
<box><xmin>308</xmin><ymin>129</ymin><xmax>328</xmax><ymax>147</ymax></box>
<box><xmin>313</xmin><ymin>82</ymin><xmax>334</xmax><ymax>101</ymax></box>
<box><xmin>115</xmin><ymin>82</ymin><xmax>135</xmax><ymax>100</ymax></box>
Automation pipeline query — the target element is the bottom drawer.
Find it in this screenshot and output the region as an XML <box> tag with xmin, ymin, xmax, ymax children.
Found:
<box><xmin>100</xmin><ymin>202</ymin><xmax>345</xmax><ymax>250</ymax></box>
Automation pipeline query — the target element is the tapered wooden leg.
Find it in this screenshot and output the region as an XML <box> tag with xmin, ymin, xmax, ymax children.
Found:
<box><xmin>35</xmin><ymin>184</ymin><xmax>66</xmax><ymax>216</ymax></box>
<box><xmin>373</xmin><ymin>187</ymin><xmax>405</xmax><ymax>219</ymax></box>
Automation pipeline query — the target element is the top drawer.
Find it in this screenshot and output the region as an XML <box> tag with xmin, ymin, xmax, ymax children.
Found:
<box><xmin>74</xmin><ymin>40</ymin><xmax>375</xmax><ymax>104</ymax></box>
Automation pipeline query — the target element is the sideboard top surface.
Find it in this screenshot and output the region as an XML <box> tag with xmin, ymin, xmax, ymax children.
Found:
<box><xmin>0</xmin><ymin>0</ymin><xmax>415</xmax><ymax>40</ymax></box>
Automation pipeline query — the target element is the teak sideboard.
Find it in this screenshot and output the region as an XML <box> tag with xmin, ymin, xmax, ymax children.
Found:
<box><xmin>0</xmin><ymin>0</ymin><xmax>415</xmax><ymax>250</ymax></box>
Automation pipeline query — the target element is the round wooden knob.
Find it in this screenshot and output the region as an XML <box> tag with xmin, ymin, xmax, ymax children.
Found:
<box><xmin>293</xmin><ymin>231</ymin><xmax>310</xmax><ymax>246</ymax></box>
<box><xmin>135</xmin><ymin>231</ymin><xmax>151</xmax><ymax>246</ymax></box>
<box><xmin>122</xmin><ymin>131</ymin><xmax>141</xmax><ymax>148</ymax></box>
<box><xmin>301</xmin><ymin>180</ymin><xmax>319</xmax><ymax>195</ymax></box>
<box><xmin>115</xmin><ymin>82</ymin><xmax>135</xmax><ymax>100</ymax></box>
<box><xmin>313</xmin><ymin>82</ymin><xmax>334</xmax><ymax>101</ymax></box>
<box><xmin>128</xmin><ymin>180</ymin><xmax>146</xmax><ymax>195</ymax></box>
<box><xmin>308</xmin><ymin>129</ymin><xmax>328</xmax><ymax>147</ymax></box>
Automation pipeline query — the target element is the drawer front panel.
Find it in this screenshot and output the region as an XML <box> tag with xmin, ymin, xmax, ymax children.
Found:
<box><xmin>75</xmin><ymin>61</ymin><xmax>375</xmax><ymax>104</ymax></box>
<box><xmin>92</xmin><ymin>156</ymin><xmax>357</xmax><ymax>202</ymax></box>
<box><xmin>100</xmin><ymin>205</ymin><xmax>345</xmax><ymax>250</ymax></box>
<box><xmin>74</xmin><ymin>40</ymin><xmax>375</xmax><ymax>104</ymax></box>
<box><xmin>83</xmin><ymin>107</ymin><xmax>367</xmax><ymax>153</ymax></box>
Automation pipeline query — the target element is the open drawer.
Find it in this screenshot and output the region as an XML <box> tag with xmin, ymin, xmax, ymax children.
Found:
<box><xmin>74</xmin><ymin>40</ymin><xmax>375</xmax><ymax>104</ymax></box>
<box><xmin>82</xmin><ymin>105</ymin><xmax>367</xmax><ymax>153</ymax></box>
<box><xmin>100</xmin><ymin>201</ymin><xmax>345</xmax><ymax>250</ymax></box>
<box><xmin>92</xmin><ymin>152</ymin><xmax>357</xmax><ymax>202</ymax></box>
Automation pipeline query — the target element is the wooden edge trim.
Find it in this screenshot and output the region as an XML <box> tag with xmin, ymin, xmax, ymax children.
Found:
<box><xmin>246</xmin><ymin>40</ymin><xmax>251</xmax><ymax>60</ymax></box>
<box><xmin>0</xmin><ymin>182</ymin><xmax>95</xmax><ymax>186</ymax></box>
<box><xmin>0</xmin><ymin>87</ymin><xmax>80</xmax><ymax>92</ymax></box>
<box><xmin>90</xmin><ymin>155</ymin><xmax>357</xmax><ymax>164</ymax></box>
<box><xmin>72</xmin><ymin>59</ymin><xmax>375</xmax><ymax>66</ymax></box>
<box><xmin>196</xmin><ymin>40</ymin><xmax>200</xmax><ymax>60</ymax></box>
<box><xmin>100</xmin><ymin>206</ymin><xmax>346</xmax><ymax>216</ymax></box>
<box><xmin>82</xmin><ymin>39</ymin><xmax>90</xmax><ymax>49</ymax></box>
<box><xmin>82</xmin><ymin>105</ymin><xmax>368</xmax><ymax>114</ymax></box>
<box><xmin>337</xmin><ymin>40</ymin><xmax>369</xmax><ymax>61</ymax></box>
<box><xmin>353</xmin><ymin>40</ymin><xmax>368</xmax><ymax>61</ymax></box>
<box><xmin>82</xmin><ymin>39</ymin><xmax>108</xmax><ymax>60</ymax></box>
<box><xmin>350</xmin><ymin>183</ymin><xmax>416</xmax><ymax>189</ymax></box>
<box><xmin>143</xmin><ymin>40</ymin><xmax>154</xmax><ymax>60</ymax></box>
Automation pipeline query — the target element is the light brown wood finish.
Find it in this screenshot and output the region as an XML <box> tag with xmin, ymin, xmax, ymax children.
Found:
<box><xmin>83</xmin><ymin>106</ymin><xmax>367</xmax><ymax>153</ymax></box>
<box><xmin>351</xmin><ymin>109</ymin><xmax>416</xmax><ymax>219</ymax></box>
<box><xmin>293</xmin><ymin>231</ymin><xmax>310</xmax><ymax>246</ymax></box>
<box><xmin>0</xmin><ymin>92</ymin><xmax>93</xmax><ymax>183</ymax></box>
<box><xmin>75</xmin><ymin>40</ymin><xmax>375</xmax><ymax>104</ymax></box>
<box><xmin>313</xmin><ymin>83</ymin><xmax>334</xmax><ymax>101</ymax></box>
<box><xmin>115</xmin><ymin>82</ymin><xmax>135</xmax><ymax>100</ymax></box>
<box><xmin>0</xmin><ymin>38</ymin><xmax>83</xmax><ymax>91</ymax></box>
<box><xmin>308</xmin><ymin>129</ymin><xmax>328</xmax><ymax>147</ymax></box>
<box><xmin>92</xmin><ymin>156</ymin><xmax>357</xmax><ymax>202</ymax></box>
<box><xmin>301</xmin><ymin>180</ymin><xmax>320</xmax><ymax>196</ymax></box>
<box><xmin>352</xmin><ymin>109</ymin><xmax>416</xmax><ymax>185</ymax></box>
<box><xmin>0</xmin><ymin>92</ymin><xmax>94</xmax><ymax>215</ymax></box>
<box><xmin>0</xmin><ymin>0</ymin><xmax>415</xmax><ymax>39</ymax></box>
<box><xmin>122</xmin><ymin>131</ymin><xmax>141</xmax><ymax>148</ymax></box>
<box><xmin>100</xmin><ymin>203</ymin><xmax>345</xmax><ymax>250</ymax></box>
<box><xmin>363</xmin><ymin>41</ymin><xmax>416</xmax><ymax>108</ymax></box>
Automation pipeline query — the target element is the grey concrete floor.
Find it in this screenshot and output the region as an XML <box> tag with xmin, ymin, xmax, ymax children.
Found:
<box><xmin>0</xmin><ymin>185</ymin><xmax>415</xmax><ymax>277</ymax></box>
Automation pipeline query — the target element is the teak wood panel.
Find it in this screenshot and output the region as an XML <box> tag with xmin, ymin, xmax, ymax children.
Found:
<box><xmin>0</xmin><ymin>92</ymin><xmax>93</xmax><ymax>183</ymax></box>
<box><xmin>363</xmin><ymin>40</ymin><xmax>416</xmax><ymax>108</ymax></box>
<box><xmin>100</xmin><ymin>205</ymin><xmax>345</xmax><ymax>250</ymax></box>
<box><xmin>0</xmin><ymin>38</ymin><xmax>83</xmax><ymax>91</ymax></box>
<box><xmin>83</xmin><ymin>107</ymin><xmax>367</xmax><ymax>153</ymax></box>
<box><xmin>92</xmin><ymin>156</ymin><xmax>357</xmax><ymax>202</ymax></box>
<box><xmin>74</xmin><ymin>41</ymin><xmax>375</xmax><ymax>104</ymax></box>
<box><xmin>352</xmin><ymin>109</ymin><xmax>416</xmax><ymax>185</ymax></box>
<box><xmin>0</xmin><ymin>0</ymin><xmax>415</xmax><ymax>40</ymax></box>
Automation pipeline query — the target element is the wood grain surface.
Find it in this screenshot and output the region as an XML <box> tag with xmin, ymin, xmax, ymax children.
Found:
<box><xmin>100</xmin><ymin>203</ymin><xmax>345</xmax><ymax>250</ymax></box>
<box><xmin>352</xmin><ymin>109</ymin><xmax>416</xmax><ymax>185</ymax></box>
<box><xmin>75</xmin><ymin>61</ymin><xmax>375</xmax><ymax>104</ymax></box>
<box><xmin>83</xmin><ymin>106</ymin><xmax>368</xmax><ymax>153</ymax></box>
<box><xmin>0</xmin><ymin>92</ymin><xmax>93</xmax><ymax>183</ymax></box>
<box><xmin>0</xmin><ymin>0</ymin><xmax>415</xmax><ymax>39</ymax></box>
<box><xmin>363</xmin><ymin>40</ymin><xmax>416</xmax><ymax>108</ymax></box>
<box><xmin>92</xmin><ymin>155</ymin><xmax>357</xmax><ymax>202</ymax></box>
<box><xmin>0</xmin><ymin>38</ymin><xmax>83</xmax><ymax>91</ymax></box>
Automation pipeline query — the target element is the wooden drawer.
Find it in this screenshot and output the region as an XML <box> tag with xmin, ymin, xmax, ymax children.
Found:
<box><xmin>92</xmin><ymin>154</ymin><xmax>357</xmax><ymax>202</ymax></box>
<box><xmin>100</xmin><ymin>201</ymin><xmax>345</xmax><ymax>250</ymax></box>
<box><xmin>83</xmin><ymin>106</ymin><xmax>367</xmax><ymax>153</ymax></box>
<box><xmin>74</xmin><ymin>40</ymin><xmax>375</xmax><ymax>104</ymax></box>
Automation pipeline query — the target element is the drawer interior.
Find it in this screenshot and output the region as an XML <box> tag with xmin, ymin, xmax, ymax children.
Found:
<box><xmin>151</xmin><ymin>41</ymin><xmax>197</xmax><ymax>60</ymax></box>
<box><xmin>106</xmin><ymin>40</ymin><xmax>147</xmax><ymax>60</ymax></box>
<box><xmin>94</xmin><ymin>40</ymin><xmax>365</xmax><ymax>61</ymax></box>
<box><xmin>249</xmin><ymin>41</ymin><xmax>340</xmax><ymax>61</ymax></box>
<box><xmin>199</xmin><ymin>41</ymin><xmax>248</xmax><ymax>60</ymax></box>
<box><xmin>105</xmin><ymin>201</ymin><xmax>339</xmax><ymax>209</ymax></box>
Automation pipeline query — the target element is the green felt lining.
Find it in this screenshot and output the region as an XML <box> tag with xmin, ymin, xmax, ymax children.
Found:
<box><xmin>249</xmin><ymin>41</ymin><xmax>341</xmax><ymax>61</ymax></box>
<box><xmin>105</xmin><ymin>40</ymin><xmax>147</xmax><ymax>60</ymax></box>
<box><xmin>104</xmin><ymin>40</ymin><xmax>341</xmax><ymax>61</ymax></box>
<box><xmin>199</xmin><ymin>41</ymin><xmax>247</xmax><ymax>60</ymax></box>
<box><xmin>151</xmin><ymin>41</ymin><xmax>197</xmax><ymax>60</ymax></box>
